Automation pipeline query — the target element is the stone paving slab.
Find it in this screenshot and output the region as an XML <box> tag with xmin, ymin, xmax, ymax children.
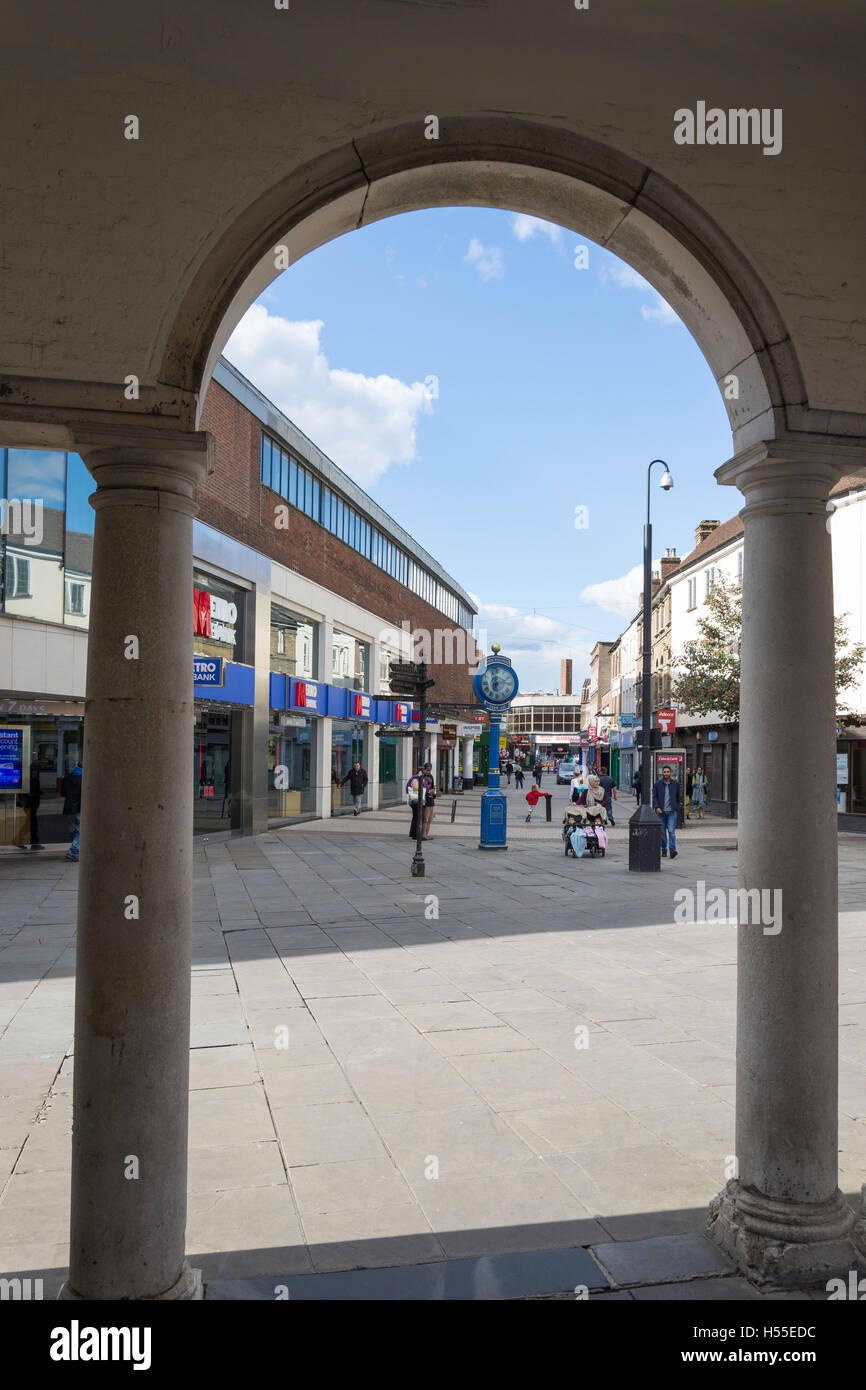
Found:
<box><xmin>591</xmin><ymin>1231</ymin><xmax>736</xmax><ymax>1286</ymax></box>
<box><xmin>0</xmin><ymin>816</ymin><xmax>864</xmax><ymax>1299</ymax></box>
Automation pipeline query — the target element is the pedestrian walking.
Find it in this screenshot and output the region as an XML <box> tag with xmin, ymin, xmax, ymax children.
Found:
<box><xmin>524</xmin><ymin>785</ymin><xmax>543</xmax><ymax>822</ymax></box>
<box><xmin>63</xmin><ymin>759</ymin><xmax>83</xmax><ymax>862</ymax></box>
<box><xmin>17</xmin><ymin>761</ymin><xmax>43</xmax><ymax>851</ymax></box>
<box><xmin>407</xmin><ymin>768</ymin><xmax>423</xmax><ymax>839</ymax></box>
<box><xmin>505</xmin><ymin>759</ymin><xmax>513</xmax><ymax>785</ymax></box>
<box><xmin>597</xmin><ymin>770</ymin><xmax>617</xmax><ymax>827</ymax></box>
<box><xmin>633</xmin><ymin>767</ymin><xmax>642</xmax><ymax>802</ymax></box>
<box><xmin>514</xmin><ymin>765</ymin><xmax>525</xmax><ymax>789</ymax></box>
<box><xmin>570</xmin><ymin>770</ymin><xmax>586</xmax><ymax>804</ymax></box>
<box><xmin>652</xmin><ymin>764</ymin><xmax>680</xmax><ymax>858</ymax></box>
<box><xmin>579</xmin><ymin>773</ymin><xmax>609</xmax><ymax>823</ymax></box>
<box><xmin>421</xmin><ymin>762</ymin><xmax>436</xmax><ymax>839</ymax></box>
<box><xmin>685</xmin><ymin>765</ymin><xmax>693</xmax><ymax>819</ymax></box>
<box><xmin>533</xmin><ymin>759</ymin><xmax>543</xmax><ymax>787</ymax></box>
<box><xmin>340</xmin><ymin>760</ymin><xmax>368</xmax><ymax>815</ymax></box>
<box><xmin>691</xmin><ymin>766</ymin><xmax>708</xmax><ymax>819</ymax></box>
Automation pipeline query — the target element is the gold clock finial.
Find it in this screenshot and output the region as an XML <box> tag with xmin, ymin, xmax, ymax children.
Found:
<box><xmin>491</xmin><ymin>643</ymin><xmax>501</xmax><ymax>655</ymax></box>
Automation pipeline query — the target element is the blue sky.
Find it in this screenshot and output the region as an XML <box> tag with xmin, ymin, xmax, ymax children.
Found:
<box><xmin>224</xmin><ymin>207</ymin><xmax>735</xmax><ymax>692</ymax></box>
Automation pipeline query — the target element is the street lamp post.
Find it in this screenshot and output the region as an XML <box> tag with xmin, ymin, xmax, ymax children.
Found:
<box><xmin>629</xmin><ymin>459</ymin><xmax>674</xmax><ymax>872</ymax></box>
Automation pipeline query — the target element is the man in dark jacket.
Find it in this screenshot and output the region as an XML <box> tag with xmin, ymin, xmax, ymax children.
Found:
<box><xmin>18</xmin><ymin>762</ymin><xmax>43</xmax><ymax>851</ymax></box>
<box><xmin>340</xmin><ymin>760</ymin><xmax>368</xmax><ymax>816</ymax></box>
<box><xmin>651</xmin><ymin>765</ymin><xmax>681</xmax><ymax>858</ymax></box>
<box><xmin>62</xmin><ymin>761</ymin><xmax>83</xmax><ymax>861</ymax></box>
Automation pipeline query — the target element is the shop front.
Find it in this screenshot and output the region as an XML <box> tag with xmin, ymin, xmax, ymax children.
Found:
<box><xmin>380</xmin><ymin>700</ymin><xmax>412</xmax><ymax>804</ymax></box>
<box><xmin>438</xmin><ymin>723</ymin><xmax>457</xmax><ymax>792</ymax></box>
<box><xmin>837</xmin><ymin>726</ymin><xmax>866</xmax><ymax>830</ymax></box>
<box><xmin>675</xmin><ymin>724</ymin><xmax>739</xmax><ymax>819</ymax></box>
<box><xmin>193</xmin><ymin>569</ymin><xmax>255</xmax><ymax>835</ymax></box>
<box><xmin>269</xmin><ymin>714</ymin><xmax>316</xmax><ymax>821</ymax></box>
<box><xmin>332</xmin><ymin>720</ymin><xmax>368</xmax><ymax>813</ymax></box>
<box><xmin>0</xmin><ymin>699</ymin><xmax>85</xmax><ymax>849</ymax></box>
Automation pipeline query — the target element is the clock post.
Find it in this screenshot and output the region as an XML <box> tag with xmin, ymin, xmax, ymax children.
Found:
<box><xmin>473</xmin><ymin>645</ymin><xmax>519</xmax><ymax>852</ymax></box>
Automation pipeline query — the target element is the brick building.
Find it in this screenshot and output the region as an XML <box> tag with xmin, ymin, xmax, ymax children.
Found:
<box><xmin>0</xmin><ymin>359</ymin><xmax>480</xmax><ymax>844</ymax></box>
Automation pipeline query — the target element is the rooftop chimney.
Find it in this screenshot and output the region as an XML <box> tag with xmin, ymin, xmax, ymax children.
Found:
<box><xmin>560</xmin><ymin>658</ymin><xmax>573</xmax><ymax>695</ymax></box>
<box><xmin>660</xmin><ymin>548</ymin><xmax>679</xmax><ymax>583</ymax></box>
<box><xmin>695</xmin><ymin>519</ymin><xmax>720</xmax><ymax>548</ymax></box>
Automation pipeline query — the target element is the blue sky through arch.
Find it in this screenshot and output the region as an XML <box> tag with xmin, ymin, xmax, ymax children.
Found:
<box><xmin>224</xmin><ymin>207</ymin><xmax>733</xmax><ymax>692</ymax></box>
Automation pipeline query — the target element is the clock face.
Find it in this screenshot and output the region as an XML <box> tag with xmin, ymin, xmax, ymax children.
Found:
<box><xmin>480</xmin><ymin>664</ymin><xmax>517</xmax><ymax>703</ymax></box>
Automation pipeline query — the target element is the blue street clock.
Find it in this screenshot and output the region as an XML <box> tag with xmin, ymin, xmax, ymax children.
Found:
<box><xmin>474</xmin><ymin>646</ymin><xmax>519</xmax><ymax>850</ymax></box>
<box><xmin>473</xmin><ymin>655</ymin><xmax>519</xmax><ymax>713</ymax></box>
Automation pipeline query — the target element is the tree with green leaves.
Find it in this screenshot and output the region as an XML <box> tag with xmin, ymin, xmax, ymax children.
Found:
<box><xmin>671</xmin><ymin>572</ymin><xmax>865</xmax><ymax>722</ymax></box>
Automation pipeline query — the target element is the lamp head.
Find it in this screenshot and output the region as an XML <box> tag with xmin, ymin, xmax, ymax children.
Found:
<box><xmin>660</xmin><ymin>469</ymin><xmax>674</xmax><ymax>491</ymax></box>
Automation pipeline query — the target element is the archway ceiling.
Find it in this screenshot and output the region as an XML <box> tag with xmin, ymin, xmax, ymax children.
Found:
<box><xmin>0</xmin><ymin>0</ymin><xmax>863</xmax><ymax>448</ymax></box>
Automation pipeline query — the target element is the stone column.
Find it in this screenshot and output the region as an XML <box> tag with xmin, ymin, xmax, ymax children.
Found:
<box><xmin>708</xmin><ymin>439</ymin><xmax>866</xmax><ymax>1286</ymax></box>
<box><xmin>61</xmin><ymin>429</ymin><xmax>210</xmax><ymax>1301</ymax></box>
<box><xmin>315</xmin><ymin>717</ymin><xmax>332</xmax><ymax>819</ymax></box>
<box><xmin>462</xmin><ymin>735</ymin><xmax>475</xmax><ymax>789</ymax></box>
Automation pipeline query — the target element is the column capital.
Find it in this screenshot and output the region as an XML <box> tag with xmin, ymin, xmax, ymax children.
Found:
<box><xmin>72</xmin><ymin>425</ymin><xmax>213</xmax><ymax>515</ymax></box>
<box><xmin>716</xmin><ymin>435</ymin><xmax>866</xmax><ymax>515</ymax></box>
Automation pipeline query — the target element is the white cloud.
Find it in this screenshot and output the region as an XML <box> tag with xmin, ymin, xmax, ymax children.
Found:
<box><xmin>641</xmin><ymin>299</ymin><xmax>679</xmax><ymax>325</ymax></box>
<box><xmin>579</xmin><ymin>565</ymin><xmax>643</xmax><ymax>620</ymax></box>
<box><xmin>223</xmin><ymin>304</ymin><xmax>433</xmax><ymax>487</ymax></box>
<box><xmin>470</xmin><ymin>598</ymin><xmax>595</xmax><ymax>693</ymax></box>
<box><xmin>465</xmin><ymin>237</ymin><xmax>505</xmax><ymax>282</ymax></box>
<box><xmin>599</xmin><ymin>257</ymin><xmax>680</xmax><ymax>326</ymax></box>
<box><xmin>510</xmin><ymin>214</ymin><xmax>563</xmax><ymax>247</ymax></box>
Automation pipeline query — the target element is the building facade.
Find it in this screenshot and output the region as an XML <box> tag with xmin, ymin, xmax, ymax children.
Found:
<box><xmin>0</xmin><ymin>361</ymin><xmax>479</xmax><ymax>845</ymax></box>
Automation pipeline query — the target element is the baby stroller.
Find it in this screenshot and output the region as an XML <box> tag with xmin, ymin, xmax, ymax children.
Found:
<box><xmin>582</xmin><ymin>812</ymin><xmax>608</xmax><ymax>858</ymax></box>
<box><xmin>563</xmin><ymin>808</ymin><xmax>607</xmax><ymax>858</ymax></box>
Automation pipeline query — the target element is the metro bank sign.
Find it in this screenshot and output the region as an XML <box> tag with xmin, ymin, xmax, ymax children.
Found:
<box><xmin>193</xmin><ymin>586</ymin><xmax>237</xmax><ymax>646</ymax></box>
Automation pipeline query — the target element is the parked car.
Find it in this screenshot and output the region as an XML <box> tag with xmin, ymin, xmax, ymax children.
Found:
<box><xmin>556</xmin><ymin>758</ymin><xmax>577</xmax><ymax>784</ymax></box>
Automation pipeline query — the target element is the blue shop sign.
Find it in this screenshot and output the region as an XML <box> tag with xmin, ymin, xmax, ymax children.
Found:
<box><xmin>193</xmin><ymin>656</ymin><xmax>224</xmax><ymax>687</ymax></box>
<box><xmin>194</xmin><ymin>660</ymin><xmax>254</xmax><ymax>706</ymax></box>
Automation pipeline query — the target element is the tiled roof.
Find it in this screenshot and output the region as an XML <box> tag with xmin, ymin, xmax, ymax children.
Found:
<box><xmin>678</xmin><ymin>515</ymin><xmax>744</xmax><ymax>570</ymax></box>
<box><xmin>673</xmin><ymin>473</ymin><xmax>865</xmax><ymax>573</ymax></box>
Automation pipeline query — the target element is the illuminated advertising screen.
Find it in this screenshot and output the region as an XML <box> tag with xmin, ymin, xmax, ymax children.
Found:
<box><xmin>0</xmin><ymin>727</ymin><xmax>26</xmax><ymax>792</ymax></box>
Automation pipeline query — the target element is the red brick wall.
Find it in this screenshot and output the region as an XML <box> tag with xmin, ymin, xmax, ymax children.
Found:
<box><xmin>199</xmin><ymin>381</ymin><xmax>479</xmax><ymax>706</ymax></box>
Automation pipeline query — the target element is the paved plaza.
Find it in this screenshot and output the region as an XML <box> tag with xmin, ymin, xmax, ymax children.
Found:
<box><xmin>2</xmin><ymin>787</ymin><xmax>865</xmax><ymax>1299</ymax></box>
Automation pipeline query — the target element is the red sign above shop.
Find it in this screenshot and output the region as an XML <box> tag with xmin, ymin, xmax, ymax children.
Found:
<box><xmin>193</xmin><ymin>587</ymin><xmax>212</xmax><ymax>638</ymax></box>
<box><xmin>656</xmin><ymin>707</ymin><xmax>676</xmax><ymax>733</ymax></box>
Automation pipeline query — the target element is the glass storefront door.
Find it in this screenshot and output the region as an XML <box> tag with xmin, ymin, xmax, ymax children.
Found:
<box><xmin>332</xmin><ymin>722</ymin><xmax>367</xmax><ymax>812</ymax></box>
<box><xmin>193</xmin><ymin>708</ymin><xmax>234</xmax><ymax>834</ymax></box>
<box><xmin>378</xmin><ymin>737</ymin><xmax>399</xmax><ymax>805</ymax></box>
<box><xmin>269</xmin><ymin>718</ymin><xmax>316</xmax><ymax>820</ymax></box>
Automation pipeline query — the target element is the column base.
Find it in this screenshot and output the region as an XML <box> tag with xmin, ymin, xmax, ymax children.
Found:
<box><xmin>59</xmin><ymin>1263</ymin><xmax>203</xmax><ymax>1301</ymax></box>
<box><xmin>707</xmin><ymin>1180</ymin><xmax>866</xmax><ymax>1288</ymax></box>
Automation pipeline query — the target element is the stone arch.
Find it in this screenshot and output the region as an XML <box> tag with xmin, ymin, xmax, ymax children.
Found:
<box><xmin>158</xmin><ymin>117</ymin><xmax>803</xmax><ymax>452</ymax></box>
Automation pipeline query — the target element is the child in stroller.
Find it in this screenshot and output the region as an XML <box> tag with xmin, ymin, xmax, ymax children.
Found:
<box><xmin>563</xmin><ymin>806</ymin><xmax>607</xmax><ymax>858</ymax></box>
